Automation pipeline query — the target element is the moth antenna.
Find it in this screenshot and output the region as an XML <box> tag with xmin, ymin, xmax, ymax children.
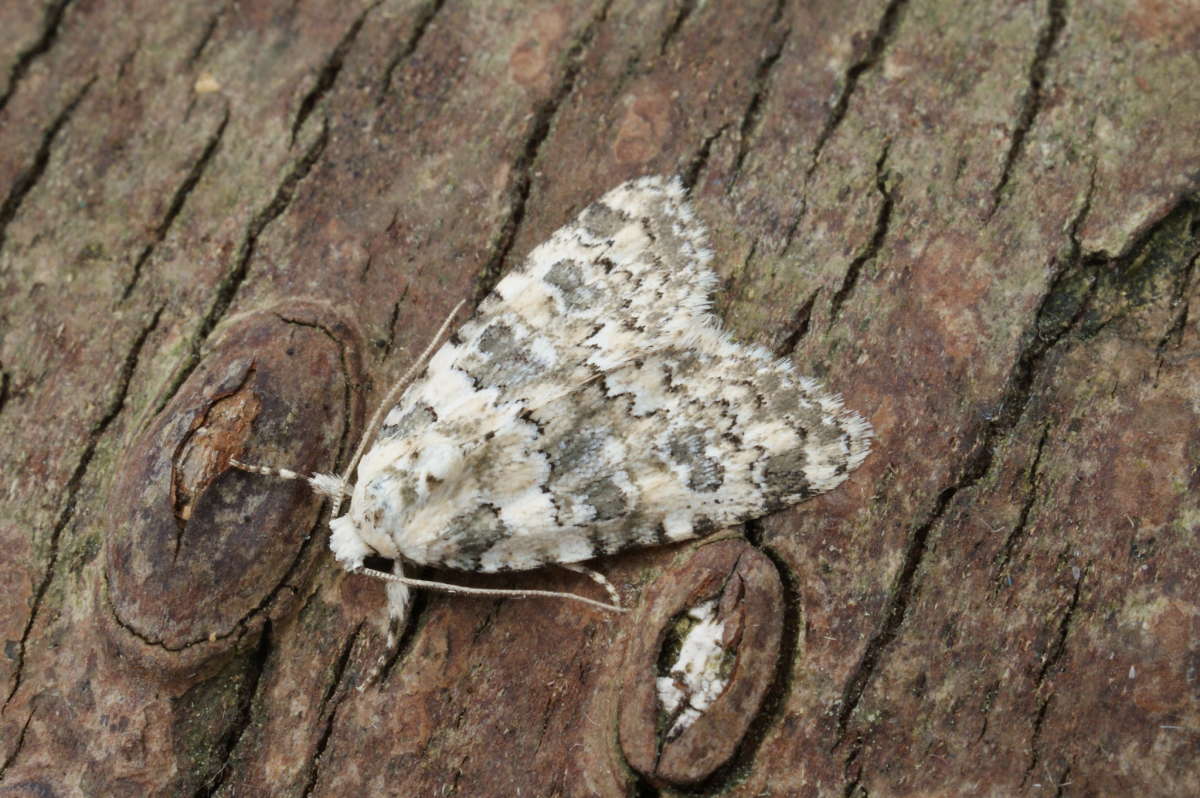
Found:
<box><xmin>559</xmin><ymin>563</ymin><xmax>621</xmax><ymax>606</ymax></box>
<box><xmin>354</xmin><ymin>567</ymin><xmax>627</xmax><ymax>614</ymax></box>
<box><xmin>333</xmin><ymin>299</ymin><xmax>466</xmax><ymax>518</ymax></box>
<box><xmin>228</xmin><ymin>458</ymin><xmax>350</xmax><ymax>499</ymax></box>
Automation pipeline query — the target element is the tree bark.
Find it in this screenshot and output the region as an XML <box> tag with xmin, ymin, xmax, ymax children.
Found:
<box><xmin>1</xmin><ymin>0</ymin><xmax>1198</xmax><ymax>795</ymax></box>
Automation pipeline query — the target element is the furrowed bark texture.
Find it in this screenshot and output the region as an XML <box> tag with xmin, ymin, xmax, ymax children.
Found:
<box><xmin>1</xmin><ymin>1</ymin><xmax>1198</xmax><ymax>796</ymax></box>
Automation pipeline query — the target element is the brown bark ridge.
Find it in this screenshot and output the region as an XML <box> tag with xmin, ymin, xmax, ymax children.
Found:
<box><xmin>1</xmin><ymin>1</ymin><xmax>1197</xmax><ymax>795</ymax></box>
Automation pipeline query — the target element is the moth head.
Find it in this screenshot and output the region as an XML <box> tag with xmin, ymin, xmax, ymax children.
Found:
<box><xmin>327</xmin><ymin>474</ymin><xmax>403</xmax><ymax>572</ymax></box>
<box><xmin>329</xmin><ymin>513</ymin><xmax>373</xmax><ymax>571</ymax></box>
<box><xmin>327</xmin><ymin>437</ymin><xmax>464</xmax><ymax>571</ymax></box>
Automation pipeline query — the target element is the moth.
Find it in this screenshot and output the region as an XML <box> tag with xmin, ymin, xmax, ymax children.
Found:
<box><xmin>235</xmin><ymin>176</ymin><xmax>872</xmax><ymax>638</ymax></box>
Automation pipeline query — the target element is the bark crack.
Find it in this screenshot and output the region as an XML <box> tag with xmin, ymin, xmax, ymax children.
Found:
<box><xmin>730</xmin><ymin>20</ymin><xmax>790</xmax><ymax>184</ymax></box>
<box><xmin>992</xmin><ymin>424</ymin><xmax>1051</xmax><ymax>588</ymax></box>
<box><xmin>103</xmin><ymin>569</ymin><xmax>198</xmax><ymax>650</ymax></box>
<box><xmin>1153</xmin><ymin>218</ymin><xmax>1199</xmax><ymax>380</ymax></box>
<box><xmin>273</xmin><ymin>312</ymin><xmax>361</xmax><ymax>470</ymax></box>
<box><xmin>974</xmin><ymin>679</ymin><xmax>1001</xmax><ymax>744</ymax></box>
<box><xmin>828</xmin><ymin>141</ymin><xmax>893</xmax><ymax>324</ymax></box>
<box><xmin>103</xmin><ymin>553</ymin><xmax>304</xmax><ymax>654</ymax></box>
<box><xmin>833</xmin><ymin>177</ymin><xmax>1192</xmax><ymax>771</ymax></box>
<box><xmin>170</xmin><ymin>362</ymin><xmax>256</xmax><ymax>561</ymax></box>
<box><xmin>122</xmin><ymin>106</ymin><xmax>230</xmax><ymax>300</ymax></box>
<box><xmin>300</xmin><ymin>624</ymin><xmax>363</xmax><ymax>798</ymax></box>
<box><xmin>470</xmin><ymin>601</ymin><xmax>503</xmax><ymax>645</ymax></box>
<box><xmin>471</xmin><ymin>0</ymin><xmax>612</xmax><ymax>306</ymax></box>
<box><xmin>4</xmin><ymin>304</ymin><xmax>164</xmax><ymax>710</ymax></box>
<box><xmin>0</xmin><ymin>77</ymin><xmax>93</xmax><ymax>254</ymax></box>
<box><xmin>774</xmin><ymin>287</ymin><xmax>819</xmax><ymax>357</ymax></box>
<box><xmin>832</xmin><ymin>175</ymin><xmax>1100</xmax><ymax>752</ymax></box>
<box><xmin>115</xmin><ymin>36</ymin><xmax>142</xmax><ymax>82</ymax></box>
<box><xmin>157</xmin><ymin>116</ymin><xmax>329</xmax><ymax>416</ymax></box>
<box><xmin>381</xmin><ymin>294</ymin><xmax>405</xmax><ymax>358</ymax></box>
<box><xmin>808</xmin><ymin>0</ymin><xmax>909</xmax><ymax>175</ymax></box>
<box><xmin>988</xmin><ymin>0</ymin><xmax>1068</xmax><ymax>216</ymax></box>
<box><xmin>192</xmin><ymin>623</ymin><xmax>273</xmax><ymax>798</ymax></box>
<box><xmin>380</xmin><ymin>0</ymin><xmax>448</xmax><ymax>100</ymax></box>
<box><xmin>841</xmin><ymin>735</ymin><xmax>864</xmax><ymax>797</ymax></box>
<box><xmin>717</xmin><ymin>238</ymin><xmax>759</xmax><ymax>319</ymax></box>
<box><xmin>0</xmin><ymin>0</ymin><xmax>74</xmax><ymax>116</ymax></box>
<box><xmin>1036</xmin><ymin>563</ymin><xmax>1086</xmax><ymax>688</ymax></box>
<box><xmin>742</xmin><ymin>516</ymin><xmax>765</xmax><ymax>548</ymax></box>
<box><xmin>531</xmin><ymin>666</ymin><xmax>569</xmax><ymax>757</ymax></box>
<box><xmin>0</xmin><ymin>700</ymin><xmax>36</xmax><ymax>777</ymax></box>
<box><xmin>291</xmin><ymin>2</ymin><xmax>380</xmax><ymax>146</ymax></box>
<box><xmin>1023</xmin><ymin>564</ymin><xmax>1086</xmax><ymax>786</ymax></box>
<box><xmin>0</xmin><ymin>369</ymin><xmax>10</xmax><ymax>418</ymax></box>
<box><xmin>680</xmin><ymin>123</ymin><xmax>729</xmax><ymax>191</ymax></box>
<box><xmin>186</xmin><ymin>5</ymin><xmax>225</xmax><ymax>66</ymax></box>
<box><xmin>1053</xmin><ymin>764</ymin><xmax>1074</xmax><ymax>797</ymax></box>
<box><xmin>657</xmin><ymin>0</ymin><xmax>697</xmax><ymax>56</ymax></box>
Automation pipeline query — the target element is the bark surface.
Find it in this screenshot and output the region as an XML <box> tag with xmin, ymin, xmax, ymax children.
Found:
<box><xmin>1</xmin><ymin>1</ymin><xmax>1198</xmax><ymax>796</ymax></box>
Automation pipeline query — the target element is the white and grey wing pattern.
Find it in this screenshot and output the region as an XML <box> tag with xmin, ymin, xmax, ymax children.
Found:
<box><xmin>351</xmin><ymin>176</ymin><xmax>872</xmax><ymax>573</ymax></box>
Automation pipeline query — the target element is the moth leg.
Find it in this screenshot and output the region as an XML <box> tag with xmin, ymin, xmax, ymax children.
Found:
<box><xmin>560</xmin><ymin>563</ymin><xmax>621</xmax><ymax>608</ymax></box>
<box><xmin>361</xmin><ymin>559</ymin><xmax>413</xmax><ymax>689</ymax></box>
<box><xmin>384</xmin><ymin>559</ymin><xmax>413</xmax><ymax>647</ymax></box>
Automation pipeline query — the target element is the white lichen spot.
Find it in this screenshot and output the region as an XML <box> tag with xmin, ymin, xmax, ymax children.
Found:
<box><xmin>656</xmin><ymin>600</ymin><xmax>730</xmax><ymax>738</ymax></box>
<box><xmin>194</xmin><ymin>73</ymin><xmax>221</xmax><ymax>94</ymax></box>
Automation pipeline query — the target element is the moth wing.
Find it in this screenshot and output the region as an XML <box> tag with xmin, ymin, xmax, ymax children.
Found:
<box><xmin>405</xmin><ymin>326</ymin><xmax>871</xmax><ymax>572</ymax></box>
<box><xmin>363</xmin><ymin>175</ymin><xmax>871</xmax><ymax>572</ymax></box>
<box><xmin>376</xmin><ymin>175</ymin><xmax>716</xmax><ymax>446</ymax></box>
